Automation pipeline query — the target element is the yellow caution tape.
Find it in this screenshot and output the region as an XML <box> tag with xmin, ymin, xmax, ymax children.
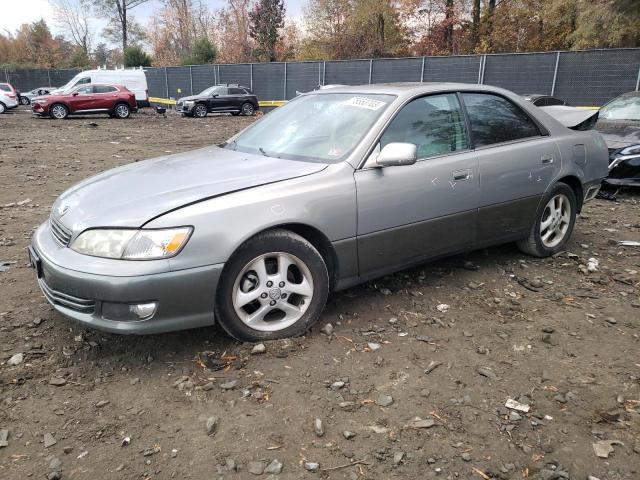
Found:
<box><xmin>148</xmin><ymin>96</ymin><xmax>287</xmax><ymax>107</ymax></box>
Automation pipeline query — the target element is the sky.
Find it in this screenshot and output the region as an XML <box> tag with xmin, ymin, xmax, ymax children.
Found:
<box><xmin>0</xmin><ymin>0</ymin><xmax>305</xmax><ymax>38</ymax></box>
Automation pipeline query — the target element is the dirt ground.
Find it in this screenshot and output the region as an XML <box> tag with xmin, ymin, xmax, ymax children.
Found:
<box><xmin>1</xmin><ymin>106</ymin><xmax>639</xmax><ymax>480</ymax></box>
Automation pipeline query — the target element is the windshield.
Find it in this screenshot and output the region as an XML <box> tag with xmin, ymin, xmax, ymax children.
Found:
<box><xmin>200</xmin><ymin>86</ymin><xmax>226</xmax><ymax>96</ymax></box>
<box><xmin>599</xmin><ymin>94</ymin><xmax>640</xmax><ymax>121</ymax></box>
<box><xmin>59</xmin><ymin>74</ymin><xmax>91</xmax><ymax>93</ymax></box>
<box><xmin>225</xmin><ymin>93</ymin><xmax>395</xmax><ymax>163</ymax></box>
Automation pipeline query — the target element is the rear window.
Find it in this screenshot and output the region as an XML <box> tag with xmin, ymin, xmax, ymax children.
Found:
<box><xmin>0</xmin><ymin>84</ymin><xmax>11</xmax><ymax>92</ymax></box>
<box><xmin>462</xmin><ymin>93</ymin><xmax>541</xmax><ymax>147</ymax></box>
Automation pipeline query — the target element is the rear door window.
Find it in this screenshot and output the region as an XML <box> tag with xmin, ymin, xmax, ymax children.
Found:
<box><xmin>380</xmin><ymin>93</ymin><xmax>469</xmax><ymax>159</ymax></box>
<box><xmin>462</xmin><ymin>93</ymin><xmax>542</xmax><ymax>147</ymax></box>
<box><xmin>229</xmin><ymin>88</ymin><xmax>244</xmax><ymax>95</ymax></box>
<box><xmin>94</xmin><ymin>85</ymin><xmax>117</xmax><ymax>94</ymax></box>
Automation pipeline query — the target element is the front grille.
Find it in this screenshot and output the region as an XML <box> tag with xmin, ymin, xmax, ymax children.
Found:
<box><xmin>49</xmin><ymin>216</ymin><xmax>72</xmax><ymax>247</ymax></box>
<box><xmin>38</xmin><ymin>278</ymin><xmax>95</xmax><ymax>313</ymax></box>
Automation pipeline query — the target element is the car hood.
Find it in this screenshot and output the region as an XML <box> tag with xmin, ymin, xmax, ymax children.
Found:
<box><xmin>177</xmin><ymin>95</ymin><xmax>203</xmax><ymax>102</ymax></box>
<box><xmin>595</xmin><ymin>120</ymin><xmax>640</xmax><ymax>150</ymax></box>
<box><xmin>53</xmin><ymin>146</ymin><xmax>328</xmax><ymax>232</ymax></box>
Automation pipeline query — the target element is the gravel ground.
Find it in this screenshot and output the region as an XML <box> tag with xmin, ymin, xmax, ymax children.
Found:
<box><xmin>1</xmin><ymin>107</ymin><xmax>639</xmax><ymax>480</ymax></box>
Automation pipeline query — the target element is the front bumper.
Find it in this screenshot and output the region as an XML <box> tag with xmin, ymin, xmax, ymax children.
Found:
<box><xmin>31</xmin><ymin>103</ymin><xmax>49</xmax><ymax>116</ymax></box>
<box><xmin>176</xmin><ymin>102</ymin><xmax>195</xmax><ymax>114</ymax></box>
<box><xmin>605</xmin><ymin>155</ymin><xmax>640</xmax><ymax>187</ymax></box>
<box><xmin>30</xmin><ymin>221</ymin><xmax>222</xmax><ymax>334</ymax></box>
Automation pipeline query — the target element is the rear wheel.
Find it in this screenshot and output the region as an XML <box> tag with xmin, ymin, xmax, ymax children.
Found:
<box><xmin>50</xmin><ymin>103</ymin><xmax>68</xmax><ymax>119</ymax></box>
<box><xmin>194</xmin><ymin>103</ymin><xmax>208</xmax><ymax>118</ymax></box>
<box><xmin>113</xmin><ymin>102</ymin><xmax>131</xmax><ymax>119</ymax></box>
<box><xmin>20</xmin><ymin>96</ymin><xmax>30</xmax><ymax>105</ymax></box>
<box><xmin>0</xmin><ymin>102</ymin><xmax>5</xmax><ymax>114</ymax></box>
<box><xmin>517</xmin><ymin>182</ymin><xmax>576</xmax><ymax>257</ymax></box>
<box><xmin>241</xmin><ymin>102</ymin><xmax>255</xmax><ymax>116</ymax></box>
<box><xmin>215</xmin><ymin>229</ymin><xmax>329</xmax><ymax>341</ymax></box>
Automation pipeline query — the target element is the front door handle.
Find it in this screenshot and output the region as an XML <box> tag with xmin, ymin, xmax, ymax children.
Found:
<box><xmin>541</xmin><ymin>154</ymin><xmax>554</xmax><ymax>164</ymax></box>
<box><xmin>452</xmin><ymin>169</ymin><xmax>472</xmax><ymax>181</ymax></box>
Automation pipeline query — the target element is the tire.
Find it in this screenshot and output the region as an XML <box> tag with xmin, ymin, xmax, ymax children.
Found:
<box><xmin>241</xmin><ymin>102</ymin><xmax>255</xmax><ymax>116</ymax></box>
<box><xmin>193</xmin><ymin>103</ymin><xmax>208</xmax><ymax>118</ymax></box>
<box><xmin>215</xmin><ymin>229</ymin><xmax>329</xmax><ymax>342</ymax></box>
<box><xmin>21</xmin><ymin>96</ymin><xmax>30</xmax><ymax>106</ymax></box>
<box><xmin>0</xmin><ymin>102</ymin><xmax>5</xmax><ymax>114</ymax></box>
<box><xmin>50</xmin><ymin>103</ymin><xmax>68</xmax><ymax>119</ymax></box>
<box><xmin>113</xmin><ymin>102</ymin><xmax>131</xmax><ymax>119</ymax></box>
<box><xmin>517</xmin><ymin>182</ymin><xmax>577</xmax><ymax>257</ymax></box>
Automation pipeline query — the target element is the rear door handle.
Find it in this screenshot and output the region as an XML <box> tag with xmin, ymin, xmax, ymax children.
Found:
<box><xmin>452</xmin><ymin>169</ymin><xmax>472</xmax><ymax>181</ymax></box>
<box><xmin>541</xmin><ymin>155</ymin><xmax>554</xmax><ymax>164</ymax></box>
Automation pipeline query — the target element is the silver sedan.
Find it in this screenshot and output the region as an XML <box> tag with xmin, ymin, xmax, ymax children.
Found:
<box><xmin>30</xmin><ymin>83</ymin><xmax>609</xmax><ymax>341</ymax></box>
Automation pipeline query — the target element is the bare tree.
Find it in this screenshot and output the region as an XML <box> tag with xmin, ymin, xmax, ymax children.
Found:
<box><xmin>93</xmin><ymin>0</ymin><xmax>152</xmax><ymax>52</ymax></box>
<box><xmin>50</xmin><ymin>0</ymin><xmax>93</xmax><ymax>54</ymax></box>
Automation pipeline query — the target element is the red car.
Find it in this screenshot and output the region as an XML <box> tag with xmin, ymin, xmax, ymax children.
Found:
<box><xmin>32</xmin><ymin>83</ymin><xmax>137</xmax><ymax>119</ymax></box>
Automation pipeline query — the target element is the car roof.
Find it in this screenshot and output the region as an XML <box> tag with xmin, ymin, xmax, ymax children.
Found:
<box><xmin>309</xmin><ymin>82</ymin><xmax>518</xmax><ymax>97</ymax></box>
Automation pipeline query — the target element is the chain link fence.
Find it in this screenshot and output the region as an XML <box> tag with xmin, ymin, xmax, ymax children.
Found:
<box><xmin>4</xmin><ymin>48</ymin><xmax>639</xmax><ymax>106</ymax></box>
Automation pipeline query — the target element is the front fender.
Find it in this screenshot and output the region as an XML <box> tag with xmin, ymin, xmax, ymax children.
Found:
<box><xmin>146</xmin><ymin>163</ymin><xmax>357</xmax><ymax>272</ymax></box>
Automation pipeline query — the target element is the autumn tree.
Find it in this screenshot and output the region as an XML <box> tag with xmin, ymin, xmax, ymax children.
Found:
<box><xmin>248</xmin><ymin>0</ymin><xmax>285</xmax><ymax>61</ymax></box>
<box><xmin>215</xmin><ymin>0</ymin><xmax>253</xmax><ymax>62</ymax></box>
<box><xmin>93</xmin><ymin>0</ymin><xmax>151</xmax><ymax>52</ymax></box>
<box><xmin>50</xmin><ymin>0</ymin><xmax>94</xmax><ymax>55</ymax></box>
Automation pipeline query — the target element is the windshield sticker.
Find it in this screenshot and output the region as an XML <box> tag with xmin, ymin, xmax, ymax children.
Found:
<box><xmin>327</xmin><ymin>148</ymin><xmax>343</xmax><ymax>157</ymax></box>
<box><xmin>342</xmin><ymin>96</ymin><xmax>386</xmax><ymax>111</ymax></box>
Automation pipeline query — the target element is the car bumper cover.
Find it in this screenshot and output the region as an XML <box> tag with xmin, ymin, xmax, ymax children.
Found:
<box><xmin>30</xmin><ymin>222</ymin><xmax>222</xmax><ymax>334</ymax></box>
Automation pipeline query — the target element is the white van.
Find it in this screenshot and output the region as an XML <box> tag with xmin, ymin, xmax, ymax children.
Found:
<box><xmin>54</xmin><ymin>68</ymin><xmax>149</xmax><ymax>107</ymax></box>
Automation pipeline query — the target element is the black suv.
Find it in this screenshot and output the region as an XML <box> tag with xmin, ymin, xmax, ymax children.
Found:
<box><xmin>176</xmin><ymin>84</ymin><xmax>259</xmax><ymax>118</ymax></box>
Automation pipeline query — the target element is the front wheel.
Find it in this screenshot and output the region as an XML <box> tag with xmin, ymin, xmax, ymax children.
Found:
<box><xmin>50</xmin><ymin>103</ymin><xmax>68</xmax><ymax>119</ymax></box>
<box><xmin>215</xmin><ymin>229</ymin><xmax>329</xmax><ymax>342</ymax></box>
<box><xmin>517</xmin><ymin>182</ymin><xmax>577</xmax><ymax>257</ymax></box>
<box><xmin>193</xmin><ymin>103</ymin><xmax>208</xmax><ymax>118</ymax></box>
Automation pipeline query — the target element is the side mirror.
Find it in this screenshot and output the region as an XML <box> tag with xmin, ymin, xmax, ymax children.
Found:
<box><xmin>72</xmin><ymin>92</ymin><xmax>79</xmax><ymax>96</ymax></box>
<box><xmin>211</xmin><ymin>93</ymin><xmax>218</xmax><ymax>98</ymax></box>
<box><xmin>375</xmin><ymin>142</ymin><xmax>417</xmax><ymax>167</ymax></box>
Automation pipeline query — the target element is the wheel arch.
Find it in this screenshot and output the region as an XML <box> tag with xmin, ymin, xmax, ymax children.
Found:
<box><xmin>555</xmin><ymin>175</ymin><xmax>584</xmax><ymax>212</ymax></box>
<box><xmin>230</xmin><ymin>223</ymin><xmax>340</xmax><ymax>291</ymax></box>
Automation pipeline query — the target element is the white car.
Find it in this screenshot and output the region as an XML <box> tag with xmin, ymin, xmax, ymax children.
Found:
<box><xmin>53</xmin><ymin>68</ymin><xmax>149</xmax><ymax>107</ymax></box>
<box><xmin>0</xmin><ymin>90</ymin><xmax>19</xmax><ymax>113</ymax></box>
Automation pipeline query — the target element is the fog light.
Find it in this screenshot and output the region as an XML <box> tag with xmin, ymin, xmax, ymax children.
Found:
<box><xmin>102</xmin><ymin>301</ymin><xmax>158</xmax><ymax>321</ymax></box>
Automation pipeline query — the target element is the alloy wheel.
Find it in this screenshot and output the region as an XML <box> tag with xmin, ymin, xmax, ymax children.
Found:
<box><xmin>0</xmin><ymin>103</ymin><xmax>5</xmax><ymax>114</ymax></box>
<box><xmin>194</xmin><ymin>104</ymin><xmax>207</xmax><ymax>117</ymax></box>
<box><xmin>231</xmin><ymin>252</ymin><xmax>314</xmax><ymax>332</ymax></box>
<box><xmin>51</xmin><ymin>104</ymin><xmax>67</xmax><ymax>119</ymax></box>
<box><xmin>540</xmin><ymin>194</ymin><xmax>571</xmax><ymax>248</ymax></box>
<box><xmin>115</xmin><ymin>104</ymin><xmax>130</xmax><ymax>118</ymax></box>
<box><xmin>21</xmin><ymin>97</ymin><xmax>30</xmax><ymax>105</ymax></box>
<box><xmin>242</xmin><ymin>103</ymin><xmax>254</xmax><ymax>116</ymax></box>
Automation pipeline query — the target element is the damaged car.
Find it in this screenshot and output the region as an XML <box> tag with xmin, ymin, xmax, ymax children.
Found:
<box><xmin>29</xmin><ymin>83</ymin><xmax>608</xmax><ymax>341</ymax></box>
<box><xmin>542</xmin><ymin>91</ymin><xmax>640</xmax><ymax>187</ymax></box>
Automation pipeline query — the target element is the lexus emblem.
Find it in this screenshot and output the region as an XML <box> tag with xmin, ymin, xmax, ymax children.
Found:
<box><xmin>59</xmin><ymin>204</ymin><xmax>70</xmax><ymax>216</ymax></box>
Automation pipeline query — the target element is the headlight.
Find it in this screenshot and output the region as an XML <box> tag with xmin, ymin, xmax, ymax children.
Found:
<box><xmin>183</xmin><ymin>100</ymin><xmax>194</xmax><ymax>106</ymax></box>
<box><xmin>70</xmin><ymin>227</ymin><xmax>192</xmax><ymax>260</ymax></box>
<box><xmin>619</xmin><ymin>145</ymin><xmax>640</xmax><ymax>156</ymax></box>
